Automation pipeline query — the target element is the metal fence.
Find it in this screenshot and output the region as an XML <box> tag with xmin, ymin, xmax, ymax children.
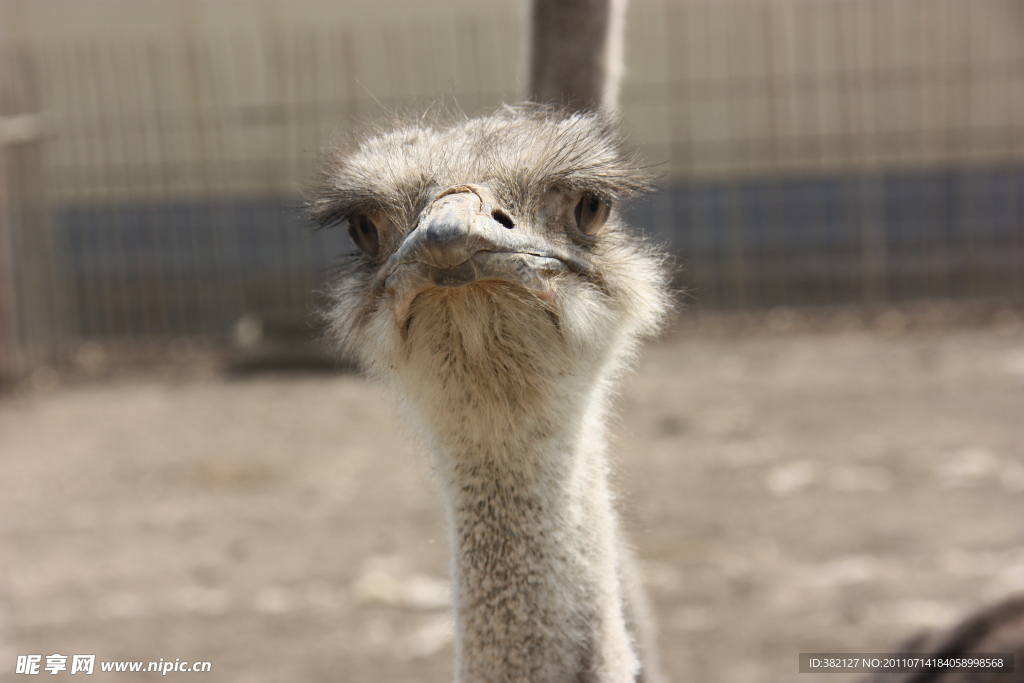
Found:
<box><xmin>624</xmin><ymin>0</ymin><xmax>1024</xmax><ymax>308</ymax></box>
<box><xmin>2</xmin><ymin>0</ymin><xmax>1023</xmax><ymax>381</ymax></box>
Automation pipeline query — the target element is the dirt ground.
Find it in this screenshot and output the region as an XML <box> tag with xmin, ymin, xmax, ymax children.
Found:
<box><xmin>3</xmin><ymin>308</ymin><xmax>1024</xmax><ymax>683</ymax></box>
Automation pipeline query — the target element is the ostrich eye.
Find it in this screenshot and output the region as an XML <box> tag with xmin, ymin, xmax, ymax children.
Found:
<box><xmin>347</xmin><ymin>214</ymin><xmax>380</xmax><ymax>258</ymax></box>
<box><xmin>574</xmin><ymin>195</ymin><xmax>610</xmax><ymax>237</ymax></box>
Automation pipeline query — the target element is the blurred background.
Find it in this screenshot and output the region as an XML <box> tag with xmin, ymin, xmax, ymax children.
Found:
<box><xmin>2</xmin><ymin>0</ymin><xmax>1022</xmax><ymax>376</ymax></box>
<box><xmin>1</xmin><ymin>1</ymin><xmax>1023</xmax><ymax>682</ymax></box>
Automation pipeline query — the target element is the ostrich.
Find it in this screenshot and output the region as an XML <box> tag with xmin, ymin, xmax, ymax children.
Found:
<box><xmin>308</xmin><ymin>104</ymin><xmax>669</xmax><ymax>682</ymax></box>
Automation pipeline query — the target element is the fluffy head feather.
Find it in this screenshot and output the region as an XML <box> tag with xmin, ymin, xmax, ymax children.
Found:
<box><xmin>310</xmin><ymin>104</ymin><xmax>671</xmax><ymax>411</ymax></box>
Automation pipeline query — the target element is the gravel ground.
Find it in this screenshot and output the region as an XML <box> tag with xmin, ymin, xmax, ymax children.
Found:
<box><xmin>2</xmin><ymin>315</ymin><xmax>1024</xmax><ymax>683</ymax></box>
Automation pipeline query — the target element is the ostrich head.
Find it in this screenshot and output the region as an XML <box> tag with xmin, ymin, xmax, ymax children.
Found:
<box><xmin>310</xmin><ymin>105</ymin><xmax>669</xmax><ymax>428</ymax></box>
<box><xmin>309</xmin><ymin>105</ymin><xmax>670</xmax><ymax>681</ymax></box>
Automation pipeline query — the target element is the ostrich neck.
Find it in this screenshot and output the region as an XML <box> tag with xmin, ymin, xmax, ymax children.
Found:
<box><xmin>425</xmin><ymin>384</ymin><xmax>640</xmax><ymax>683</ymax></box>
<box><xmin>392</xmin><ymin>288</ymin><xmax>646</xmax><ymax>681</ymax></box>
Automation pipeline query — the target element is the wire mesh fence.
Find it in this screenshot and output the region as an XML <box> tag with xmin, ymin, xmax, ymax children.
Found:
<box><xmin>1</xmin><ymin>0</ymin><xmax>1022</xmax><ymax>381</ymax></box>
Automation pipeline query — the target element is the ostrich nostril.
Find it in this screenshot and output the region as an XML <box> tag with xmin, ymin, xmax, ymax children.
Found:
<box><xmin>492</xmin><ymin>209</ymin><xmax>515</xmax><ymax>230</ymax></box>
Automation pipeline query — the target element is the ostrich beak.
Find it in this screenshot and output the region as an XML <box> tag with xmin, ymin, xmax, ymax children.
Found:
<box><xmin>375</xmin><ymin>185</ymin><xmax>593</xmax><ymax>324</ymax></box>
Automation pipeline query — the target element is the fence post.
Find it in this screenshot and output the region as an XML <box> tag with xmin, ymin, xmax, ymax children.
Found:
<box><xmin>0</xmin><ymin>46</ymin><xmax>63</xmax><ymax>385</ymax></box>
<box><xmin>0</xmin><ymin>6</ymin><xmax>15</xmax><ymax>385</ymax></box>
<box><xmin>0</xmin><ymin>120</ymin><xmax>18</xmax><ymax>385</ymax></box>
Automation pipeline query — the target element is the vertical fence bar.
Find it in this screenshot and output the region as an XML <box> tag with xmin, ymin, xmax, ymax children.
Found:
<box><xmin>181</xmin><ymin>36</ymin><xmax>215</xmax><ymax>335</ymax></box>
<box><xmin>146</xmin><ymin>43</ymin><xmax>188</xmax><ymax>335</ymax></box>
<box><xmin>1010</xmin><ymin>0</ymin><xmax>1023</xmax><ymax>298</ymax></box>
<box><xmin>0</xmin><ymin>44</ymin><xmax>24</xmax><ymax>382</ymax></box>
<box><xmin>760</xmin><ymin>0</ymin><xmax>782</xmax><ymax>307</ymax></box>
<box><xmin>724</xmin><ymin>2</ymin><xmax>747</xmax><ymax>310</ymax></box>
<box><xmin>223</xmin><ymin>34</ymin><xmax>256</xmax><ymax>318</ymax></box>
<box><xmin>3</xmin><ymin>47</ymin><xmax>63</xmax><ymax>375</ymax></box>
<box><xmin>961</xmin><ymin>0</ymin><xmax>980</xmax><ymax>299</ymax></box>
<box><xmin>859</xmin><ymin>0</ymin><xmax>889</xmax><ymax>304</ymax></box>
<box><xmin>127</xmin><ymin>41</ymin><xmax>171</xmax><ymax>337</ymax></box>
<box><xmin>665</xmin><ymin>0</ymin><xmax>694</xmax><ymax>299</ymax></box>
